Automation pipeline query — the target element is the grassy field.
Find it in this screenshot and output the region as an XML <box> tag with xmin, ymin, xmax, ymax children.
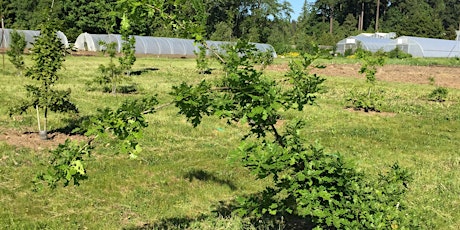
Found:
<box><xmin>0</xmin><ymin>54</ymin><xmax>459</xmax><ymax>229</ymax></box>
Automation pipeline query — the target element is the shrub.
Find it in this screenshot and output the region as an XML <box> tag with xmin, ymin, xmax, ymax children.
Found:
<box><xmin>235</xmin><ymin>121</ymin><xmax>418</xmax><ymax>229</ymax></box>
<box><xmin>6</xmin><ymin>30</ymin><xmax>27</xmax><ymax>75</ymax></box>
<box><xmin>427</xmin><ymin>77</ymin><xmax>449</xmax><ymax>102</ymax></box>
<box><xmin>346</xmin><ymin>88</ymin><xmax>385</xmax><ymax>112</ymax></box>
<box><xmin>387</xmin><ymin>47</ymin><xmax>412</xmax><ymax>59</ymax></box>
<box><xmin>428</xmin><ymin>87</ymin><xmax>448</xmax><ymax>102</ymax></box>
<box><xmin>344</xmin><ymin>48</ymin><xmax>354</xmax><ymax>57</ymax></box>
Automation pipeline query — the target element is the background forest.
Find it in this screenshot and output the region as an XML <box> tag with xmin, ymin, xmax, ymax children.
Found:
<box><xmin>1</xmin><ymin>0</ymin><xmax>459</xmax><ymax>54</ymax></box>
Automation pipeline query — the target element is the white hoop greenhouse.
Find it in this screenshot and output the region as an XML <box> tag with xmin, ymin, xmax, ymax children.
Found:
<box><xmin>74</xmin><ymin>32</ymin><xmax>277</xmax><ymax>57</ymax></box>
<box><xmin>0</xmin><ymin>29</ymin><xmax>69</xmax><ymax>49</ymax></box>
<box><xmin>396</xmin><ymin>36</ymin><xmax>460</xmax><ymax>58</ymax></box>
<box><xmin>336</xmin><ymin>34</ymin><xmax>396</xmax><ymax>55</ymax></box>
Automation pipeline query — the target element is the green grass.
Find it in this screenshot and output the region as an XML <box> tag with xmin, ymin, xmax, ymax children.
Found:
<box><xmin>0</xmin><ymin>55</ymin><xmax>459</xmax><ymax>229</ymax></box>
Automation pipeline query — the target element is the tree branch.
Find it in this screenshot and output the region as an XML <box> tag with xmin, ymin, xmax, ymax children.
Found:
<box><xmin>270</xmin><ymin>123</ymin><xmax>285</xmax><ymax>147</ymax></box>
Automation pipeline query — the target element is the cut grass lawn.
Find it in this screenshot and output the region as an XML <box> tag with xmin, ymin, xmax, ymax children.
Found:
<box><xmin>0</xmin><ymin>55</ymin><xmax>459</xmax><ymax>229</ymax></box>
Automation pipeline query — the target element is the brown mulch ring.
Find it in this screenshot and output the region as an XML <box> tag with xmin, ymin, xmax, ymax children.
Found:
<box><xmin>0</xmin><ymin>129</ymin><xmax>87</xmax><ymax>151</ymax></box>
<box><xmin>267</xmin><ymin>64</ymin><xmax>460</xmax><ymax>89</ymax></box>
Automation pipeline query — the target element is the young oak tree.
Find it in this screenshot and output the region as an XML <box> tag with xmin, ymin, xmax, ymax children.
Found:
<box><xmin>9</xmin><ymin>21</ymin><xmax>78</xmax><ymax>140</ymax></box>
<box><xmin>172</xmin><ymin>41</ymin><xmax>418</xmax><ymax>229</ymax></box>
<box><xmin>93</xmin><ymin>14</ymin><xmax>137</xmax><ymax>94</ymax></box>
<box><xmin>346</xmin><ymin>49</ymin><xmax>386</xmax><ymax>112</ymax></box>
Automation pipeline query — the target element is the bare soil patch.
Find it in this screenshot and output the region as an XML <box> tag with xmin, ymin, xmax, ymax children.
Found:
<box><xmin>268</xmin><ymin>64</ymin><xmax>460</xmax><ymax>89</ymax></box>
<box><xmin>0</xmin><ymin>129</ymin><xmax>87</xmax><ymax>151</ymax></box>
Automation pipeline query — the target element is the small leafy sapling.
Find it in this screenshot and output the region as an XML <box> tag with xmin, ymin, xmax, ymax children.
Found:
<box><xmin>187</xmin><ymin>0</ymin><xmax>212</xmax><ymax>74</ymax></box>
<box><xmin>9</xmin><ymin>21</ymin><xmax>78</xmax><ymax>140</ymax></box>
<box><xmin>195</xmin><ymin>45</ymin><xmax>211</xmax><ymax>74</ymax></box>
<box><xmin>6</xmin><ymin>30</ymin><xmax>27</xmax><ymax>76</ymax></box>
<box><xmin>92</xmin><ymin>14</ymin><xmax>137</xmax><ymax>94</ymax></box>
<box><xmin>427</xmin><ymin>77</ymin><xmax>448</xmax><ymax>102</ymax></box>
<box><xmin>96</xmin><ymin>41</ymin><xmax>124</xmax><ymax>94</ymax></box>
<box><xmin>346</xmin><ymin>52</ymin><xmax>386</xmax><ymax>112</ymax></box>
<box><xmin>34</xmin><ymin>96</ymin><xmax>159</xmax><ymax>189</ymax></box>
<box><xmin>119</xmin><ymin>13</ymin><xmax>136</xmax><ymax>76</ymax></box>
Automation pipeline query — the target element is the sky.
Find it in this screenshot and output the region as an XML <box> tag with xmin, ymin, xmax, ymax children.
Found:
<box><xmin>287</xmin><ymin>0</ymin><xmax>312</xmax><ymax>20</ymax></box>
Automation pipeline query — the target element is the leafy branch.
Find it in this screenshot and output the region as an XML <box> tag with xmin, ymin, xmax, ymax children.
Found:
<box><xmin>34</xmin><ymin>96</ymin><xmax>159</xmax><ymax>189</ymax></box>
<box><xmin>172</xmin><ymin>40</ymin><xmax>417</xmax><ymax>228</ymax></box>
<box><xmin>172</xmin><ymin>41</ymin><xmax>324</xmax><ymax>144</ymax></box>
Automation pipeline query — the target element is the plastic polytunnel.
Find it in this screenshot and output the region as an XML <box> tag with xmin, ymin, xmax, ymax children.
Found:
<box><xmin>74</xmin><ymin>32</ymin><xmax>277</xmax><ymax>57</ymax></box>
<box><xmin>0</xmin><ymin>28</ymin><xmax>69</xmax><ymax>49</ymax></box>
<box><xmin>336</xmin><ymin>34</ymin><xmax>396</xmax><ymax>55</ymax></box>
<box><xmin>396</xmin><ymin>36</ymin><xmax>460</xmax><ymax>58</ymax></box>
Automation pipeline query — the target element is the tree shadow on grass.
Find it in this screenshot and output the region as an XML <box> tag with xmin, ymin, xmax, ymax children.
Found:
<box><xmin>48</xmin><ymin>115</ymin><xmax>91</xmax><ymax>135</ymax></box>
<box><xmin>122</xmin><ymin>197</ymin><xmax>313</xmax><ymax>230</ymax></box>
<box><xmin>130</xmin><ymin>67</ymin><xmax>159</xmax><ymax>76</ymax></box>
<box><xmin>211</xmin><ymin>196</ymin><xmax>315</xmax><ymax>230</ymax></box>
<box><xmin>183</xmin><ymin>169</ymin><xmax>237</xmax><ymax>191</ymax></box>
<box><xmin>102</xmin><ymin>84</ymin><xmax>139</xmax><ymax>94</ymax></box>
<box><xmin>122</xmin><ymin>215</ymin><xmax>207</xmax><ymax>230</ymax></box>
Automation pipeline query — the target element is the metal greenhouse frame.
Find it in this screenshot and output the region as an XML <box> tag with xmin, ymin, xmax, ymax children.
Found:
<box><xmin>0</xmin><ymin>28</ymin><xmax>69</xmax><ymax>49</ymax></box>
<box><xmin>74</xmin><ymin>32</ymin><xmax>277</xmax><ymax>57</ymax></box>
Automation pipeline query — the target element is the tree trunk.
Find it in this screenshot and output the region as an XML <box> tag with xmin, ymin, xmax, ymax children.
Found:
<box><xmin>375</xmin><ymin>0</ymin><xmax>380</xmax><ymax>31</ymax></box>
<box><xmin>329</xmin><ymin>5</ymin><xmax>334</xmax><ymax>34</ymax></box>
<box><xmin>360</xmin><ymin>3</ymin><xmax>364</xmax><ymax>30</ymax></box>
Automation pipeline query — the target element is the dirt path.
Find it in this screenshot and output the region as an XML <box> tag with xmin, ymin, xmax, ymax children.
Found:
<box><xmin>269</xmin><ymin>64</ymin><xmax>460</xmax><ymax>89</ymax></box>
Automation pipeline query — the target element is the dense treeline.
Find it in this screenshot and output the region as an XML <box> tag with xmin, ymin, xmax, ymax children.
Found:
<box><xmin>1</xmin><ymin>0</ymin><xmax>459</xmax><ymax>53</ymax></box>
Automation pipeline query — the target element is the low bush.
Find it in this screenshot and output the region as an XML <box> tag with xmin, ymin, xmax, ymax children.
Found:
<box><xmin>235</xmin><ymin>121</ymin><xmax>419</xmax><ymax>229</ymax></box>
<box><xmin>387</xmin><ymin>47</ymin><xmax>412</xmax><ymax>59</ymax></box>
<box><xmin>346</xmin><ymin>88</ymin><xmax>385</xmax><ymax>112</ymax></box>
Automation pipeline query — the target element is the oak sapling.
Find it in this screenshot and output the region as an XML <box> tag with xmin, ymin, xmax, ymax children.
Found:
<box><xmin>9</xmin><ymin>21</ymin><xmax>78</xmax><ymax>140</ymax></box>
<box><xmin>91</xmin><ymin>14</ymin><xmax>137</xmax><ymax>94</ymax></box>
<box><xmin>346</xmin><ymin>51</ymin><xmax>386</xmax><ymax>112</ymax></box>
<box><xmin>173</xmin><ymin>41</ymin><xmax>416</xmax><ymax>228</ymax></box>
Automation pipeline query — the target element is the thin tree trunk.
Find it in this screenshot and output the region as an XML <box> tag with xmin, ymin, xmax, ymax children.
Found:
<box><xmin>360</xmin><ymin>3</ymin><xmax>364</xmax><ymax>30</ymax></box>
<box><xmin>375</xmin><ymin>0</ymin><xmax>380</xmax><ymax>31</ymax></box>
<box><xmin>329</xmin><ymin>6</ymin><xmax>334</xmax><ymax>34</ymax></box>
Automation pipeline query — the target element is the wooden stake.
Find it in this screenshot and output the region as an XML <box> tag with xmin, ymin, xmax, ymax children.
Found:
<box><xmin>36</xmin><ymin>105</ymin><xmax>41</xmax><ymax>131</ymax></box>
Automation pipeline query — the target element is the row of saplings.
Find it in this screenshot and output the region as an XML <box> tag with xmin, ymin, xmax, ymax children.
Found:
<box><xmin>7</xmin><ymin>22</ymin><xmax>427</xmax><ymax>229</ymax></box>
